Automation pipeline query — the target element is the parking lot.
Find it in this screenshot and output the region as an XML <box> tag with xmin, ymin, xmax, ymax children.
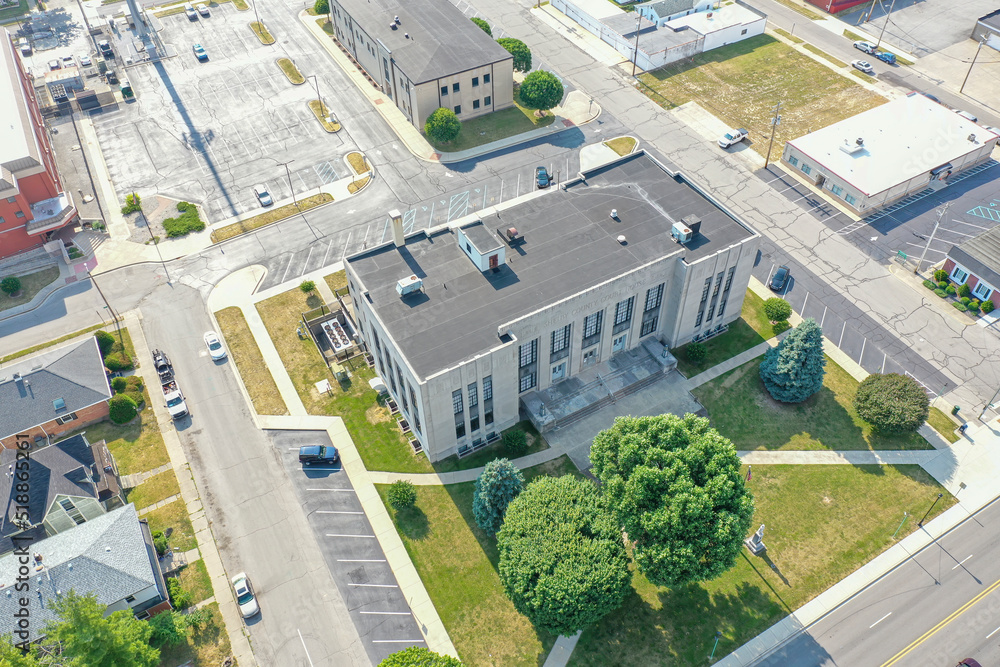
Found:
<box><xmin>841</xmin><ymin>0</ymin><xmax>1000</xmax><ymax>57</ymax></box>
<box><xmin>270</xmin><ymin>430</ymin><xmax>424</xmax><ymax>665</ymax></box>
<box><xmin>93</xmin><ymin>4</ymin><xmax>356</xmax><ymax>222</ymax></box>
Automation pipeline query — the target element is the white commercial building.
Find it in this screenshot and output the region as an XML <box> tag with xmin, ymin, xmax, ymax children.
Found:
<box><xmin>345</xmin><ymin>152</ymin><xmax>759</xmax><ymax>461</ymax></box>
<box><xmin>781</xmin><ymin>92</ymin><xmax>998</xmax><ymax>216</ymax></box>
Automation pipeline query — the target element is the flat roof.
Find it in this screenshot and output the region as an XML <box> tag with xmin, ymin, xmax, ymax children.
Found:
<box><xmin>334</xmin><ymin>0</ymin><xmax>512</xmax><ymax>84</ymax></box>
<box><xmin>0</xmin><ymin>32</ymin><xmax>39</xmax><ymax>173</ymax></box>
<box><xmin>665</xmin><ymin>3</ymin><xmax>762</xmax><ymax>32</ymax></box>
<box><xmin>786</xmin><ymin>93</ymin><xmax>996</xmax><ymax>197</ymax></box>
<box><xmin>979</xmin><ymin>9</ymin><xmax>1000</xmax><ymax>31</ymax></box>
<box><xmin>348</xmin><ymin>152</ymin><xmax>756</xmax><ymax>379</ymax></box>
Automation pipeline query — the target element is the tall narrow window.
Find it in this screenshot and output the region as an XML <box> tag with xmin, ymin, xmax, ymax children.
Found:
<box><xmin>550</xmin><ymin>324</ymin><xmax>571</xmax><ymax>362</ymax></box>
<box><xmin>483</xmin><ymin>375</ymin><xmax>494</xmax><ymax>426</ymax></box>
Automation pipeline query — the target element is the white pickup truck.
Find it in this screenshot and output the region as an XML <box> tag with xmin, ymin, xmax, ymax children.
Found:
<box><xmin>153</xmin><ymin>349</ymin><xmax>189</xmax><ymax>420</ymax></box>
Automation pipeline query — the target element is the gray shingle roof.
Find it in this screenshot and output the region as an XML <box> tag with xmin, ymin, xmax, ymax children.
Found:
<box><xmin>0</xmin><ymin>337</ymin><xmax>112</xmax><ymax>440</ymax></box>
<box><xmin>638</xmin><ymin>0</ymin><xmax>696</xmax><ymax>18</ymax></box>
<box><xmin>336</xmin><ymin>0</ymin><xmax>513</xmax><ymax>84</ymax></box>
<box><xmin>949</xmin><ymin>225</ymin><xmax>1000</xmax><ymax>288</ymax></box>
<box><xmin>0</xmin><ymin>505</ymin><xmax>161</xmax><ymax>642</ymax></box>
<box><xmin>0</xmin><ymin>433</ymin><xmax>120</xmax><ymax>541</ymax></box>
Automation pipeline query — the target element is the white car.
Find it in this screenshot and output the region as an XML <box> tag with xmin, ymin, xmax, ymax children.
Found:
<box><xmin>79</xmin><ymin>53</ymin><xmax>92</xmax><ymax>67</ymax></box>
<box><xmin>231</xmin><ymin>573</ymin><xmax>259</xmax><ymax>618</ymax></box>
<box><xmin>853</xmin><ymin>40</ymin><xmax>877</xmax><ymax>54</ymax></box>
<box><xmin>851</xmin><ymin>60</ymin><xmax>874</xmax><ymax>74</ymax></box>
<box><xmin>718</xmin><ymin>128</ymin><xmax>748</xmax><ymax>148</ymax></box>
<box><xmin>197</xmin><ymin>3</ymin><xmax>209</xmax><ymax>15</ymax></box>
<box><xmin>253</xmin><ymin>185</ymin><xmax>273</xmax><ymax>207</ymax></box>
<box><xmin>204</xmin><ymin>331</ymin><xmax>227</xmax><ymax>360</ymax></box>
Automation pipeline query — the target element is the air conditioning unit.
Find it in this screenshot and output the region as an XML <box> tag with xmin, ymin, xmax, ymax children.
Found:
<box><xmin>396</xmin><ymin>275</ymin><xmax>423</xmax><ymax>296</ymax></box>
<box><xmin>671</xmin><ymin>222</ymin><xmax>693</xmax><ymax>244</ymax></box>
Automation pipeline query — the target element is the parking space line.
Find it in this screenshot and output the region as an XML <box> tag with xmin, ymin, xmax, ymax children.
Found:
<box><xmin>338</xmin><ymin>559</ymin><xmax>386</xmax><ymax>562</ymax></box>
<box><xmin>348</xmin><ymin>582</ymin><xmax>397</xmax><ymax>587</ymax></box>
<box><xmin>403</xmin><ymin>208</ymin><xmax>416</xmax><ymax>233</ymax></box>
<box><xmin>360</xmin><ymin>611</ymin><xmax>411</xmax><ymax>615</ymax></box>
<box><xmin>448</xmin><ymin>191</ymin><xmax>469</xmax><ymax>221</ymax></box>
<box><xmin>951</xmin><ymin>219</ymin><xmax>991</xmax><ymax>230</ymax></box>
<box><xmin>328</xmin><ymin>534</ymin><xmax>377</xmax><ymax>538</ymax></box>
<box><xmin>322</xmin><ymin>239</ymin><xmax>334</xmax><ymax>267</ymax></box>
<box><xmin>305</xmin><ymin>488</ymin><xmax>355</xmax><ymax>492</ymax></box>
<box><xmin>297</xmin><ymin>629</ymin><xmax>316</xmax><ymax>667</ymax></box>
<box><xmin>280</xmin><ymin>254</ymin><xmax>295</xmax><ymax>283</ymax></box>
<box><xmin>317</xmin><ymin>510</ymin><xmax>365</xmax><ymax>514</ymax></box>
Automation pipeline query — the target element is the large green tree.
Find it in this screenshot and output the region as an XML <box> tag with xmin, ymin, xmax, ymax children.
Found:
<box><xmin>470</xmin><ymin>17</ymin><xmax>491</xmax><ymax>36</ymax></box>
<box><xmin>497</xmin><ymin>475</ymin><xmax>631</xmax><ymax>635</ymax></box>
<box><xmin>759</xmin><ymin>318</ymin><xmax>826</xmax><ymax>403</ymax></box>
<box><xmin>590</xmin><ymin>414</ymin><xmax>755</xmax><ymax>588</ymax></box>
<box><xmin>472</xmin><ymin>458</ymin><xmax>524</xmax><ymax>536</ymax></box>
<box><xmin>379</xmin><ymin>646</ymin><xmax>463</xmax><ymax>666</ymax></box>
<box><xmin>42</xmin><ymin>591</ymin><xmax>159</xmax><ymax>667</ymax></box>
<box><xmin>518</xmin><ymin>70</ymin><xmax>564</xmax><ymax>112</ymax></box>
<box><xmin>424</xmin><ymin>108</ymin><xmax>461</xmax><ymax>144</ymax></box>
<box><xmin>0</xmin><ymin>637</ymin><xmax>41</xmax><ymax>666</ymax></box>
<box><xmin>498</xmin><ymin>37</ymin><xmax>532</xmax><ymax>72</ymax></box>
<box><xmin>854</xmin><ymin>373</ymin><xmax>929</xmax><ymax>434</ymax></box>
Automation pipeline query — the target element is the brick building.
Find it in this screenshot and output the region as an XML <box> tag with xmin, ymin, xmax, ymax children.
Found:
<box><xmin>944</xmin><ymin>225</ymin><xmax>1000</xmax><ymax>305</ymax></box>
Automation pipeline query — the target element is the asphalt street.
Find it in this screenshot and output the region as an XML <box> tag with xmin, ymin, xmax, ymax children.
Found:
<box><xmin>139</xmin><ymin>283</ymin><xmax>371</xmax><ymax>667</ymax></box>
<box><xmin>755</xmin><ymin>497</ymin><xmax>1000</xmax><ymax>666</ymax></box>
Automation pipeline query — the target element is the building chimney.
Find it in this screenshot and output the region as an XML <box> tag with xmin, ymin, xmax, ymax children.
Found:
<box><xmin>389</xmin><ymin>209</ymin><xmax>404</xmax><ymax>247</ymax></box>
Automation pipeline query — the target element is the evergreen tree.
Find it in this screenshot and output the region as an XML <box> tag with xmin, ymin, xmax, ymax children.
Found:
<box><xmin>472</xmin><ymin>458</ymin><xmax>524</xmax><ymax>536</ymax></box>
<box><xmin>759</xmin><ymin>318</ymin><xmax>826</xmax><ymax>403</ymax></box>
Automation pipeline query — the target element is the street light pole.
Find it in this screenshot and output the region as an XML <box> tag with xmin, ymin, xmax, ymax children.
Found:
<box><xmin>874</xmin><ymin>0</ymin><xmax>897</xmax><ymax>51</ymax></box>
<box><xmin>915</xmin><ymin>203</ymin><xmax>949</xmax><ymax>275</ymax></box>
<box><xmin>710</xmin><ymin>631</ymin><xmax>722</xmax><ymax>660</ymax></box>
<box><xmin>632</xmin><ymin>13</ymin><xmax>642</xmax><ymax>78</ymax></box>
<box><xmin>978</xmin><ymin>383</ymin><xmax>1000</xmax><ymax>421</ymax></box>
<box><xmin>961</xmin><ymin>38</ymin><xmax>987</xmax><ymax>94</ymax></box>
<box><xmin>918</xmin><ymin>493</ymin><xmax>943</xmax><ymax>527</ymax></box>
<box><xmin>252</xmin><ymin>0</ymin><xmax>261</xmax><ymax>30</ymax></box>
<box><xmin>278</xmin><ymin>160</ymin><xmax>298</xmax><ymax>211</ymax></box>
<box><xmin>764</xmin><ymin>102</ymin><xmax>781</xmax><ymax>168</ymax></box>
<box><xmin>88</xmin><ymin>271</ymin><xmax>123</xmax><ymax>350</ymax></box>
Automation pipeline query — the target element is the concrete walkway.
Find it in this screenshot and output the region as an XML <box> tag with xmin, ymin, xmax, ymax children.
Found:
<box><xmin>120</xmin><ymin>462</ymin><xmax>172</xmax><ymax>489</ymax></box>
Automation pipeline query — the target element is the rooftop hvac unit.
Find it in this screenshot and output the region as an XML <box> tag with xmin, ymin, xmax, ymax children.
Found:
<box><xmin>396</xmin><ymin>275</ymin><xmax>423</xmax><ymax>296</ymax></box>
<box><xmin>671</xmin><ymin>222</ymin><xmax>693</xmax><ymax>244</ymax></box>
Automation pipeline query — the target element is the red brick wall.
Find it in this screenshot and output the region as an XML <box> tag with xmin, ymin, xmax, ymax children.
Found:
<box><xmin>0</xmin><ymin>401</ymin><xmax>110</xmax><ymax>450</ymax></box>
<box><xmin>142</xmin><ymin>599</ymin><xmax>173</xmax><ymax>618</ymax></box>
<box><xmin>943</xmin><ymin>258</ymin><xmax>956</xmax><ymax>275</ymax></box>
<box><xmin>968</xmin><ymin>275</ymin><xmax>980</xmax><ymax>291</ymax></box>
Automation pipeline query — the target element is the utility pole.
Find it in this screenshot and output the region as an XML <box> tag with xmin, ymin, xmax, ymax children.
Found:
<box><xmin>861</xmin><ymin>0</ymin><xmax>878</xmax><ymax>24</ymax></box>
<box><xmin>631</xmin><ymin>13</ymin><xmax>642</xmax><ymax>78</ymax></box>
<box><xmin>961</xmin><ymin>38</ymin><xmax>987</xmax><ymax>94</ymax></box>
<box><xmin>764</xmin><ymin>103</ymin><xmax>781</xmax><ymax>168</ymax></box>
<box><xmin>915</xmin><ymin>203</ymin><xmax>949</xmax><ymax>275</ymax></box>
<box><xmin>252</xmin><ymin>0</ymin><xmax>261</xmax><ymax>31</ymax></box>
<box><xmin>278</xmin><ymin>160</ymin><xmax>298</xmax><ymax>211</ymax></box>
<box><xmin>979</xmin><ymin>383</ymin><xmax>1000</xmax><ymax>421</ymax></box>
<box><xmin>309</xmin><ymin>74</ymin><xmax>323</xmax><ymax>115</ymax></box>
<box><xmin>874</xmin><ymin>0</ymin><xmax>897</xmax><ymax>51</ymax></box>
<box><xmin>89</xmin><ymin>271</ymin><xmax>123</xmax><ymax>350</ymax></box>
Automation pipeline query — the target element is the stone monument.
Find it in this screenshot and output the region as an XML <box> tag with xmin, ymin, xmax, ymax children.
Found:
<box><xmin>745</xmin><ymin>524</ymin><xmax>766</xmax><ymax>555</ymax></box>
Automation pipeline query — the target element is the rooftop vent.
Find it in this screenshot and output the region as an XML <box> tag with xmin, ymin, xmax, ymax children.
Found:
<box><xmin>396</xmin><ymin>275</ymin><xmax>423</xmax><ymax>297</ymax></box>
<box><xmin>13</xmin><ymin>373</ymin><xmax>22</xmax><ymax>384</ymax></box>
<box><xmin>498</xmin><ymin>226</ymin><xmax>524</xmax><ymax>246</ymax></box>
<box><xmin>617</xmin><ymin>235</ymin><xmax>627</xmax><ymax>244</ymax></box>
<box><xmin>969</xmin><ymin>134</ymin><xmax>977</xmax><ymax>143</ymax></box>
<box><xmin>681</xmin><ymin>214</ymin><xmax>702</xmax><ymax>236</ymax></box>
<box><xmin>53</xmin><ymin>398</ymin><xmax>65</xmax><ymax>412</ymax></box>
<box><xmin>671</xmin><ymin>222</ymin><xmax>693</xmax><ymax>244</ymax></box>
<box><xmin>839</xmin><ymin>138</ymin><xmax>865</xmax><ymax>155</ymax></box>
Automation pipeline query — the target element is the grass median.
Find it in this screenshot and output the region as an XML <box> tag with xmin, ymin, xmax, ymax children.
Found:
<box><xmin>309</xmin><ymin>100</ymin><xmax>341</xmax><ymax>132</ymax></box>
<box><xmin>214</xmin><ymin>307</ymin><xmax>288</xmax><ymax>415</ymax></box>
<box><xmin>211</xmin><ymin>193</ymin><xmax>332</xmax><ymax>242</ymax></box>
<box><xmin>694</xmin><ymin>355</ymin><xmax>934</xmax><ymax>451</ymax></box>
<box><xmin>604</xmin><ymin>136</ymin><xmax>636</xmax><ymax>156</ymax></box>
<box><xmin>0</xmin><ymin>318</ymin><xmax>122</xmax><ymax>364</ymax></box>
<box><xmin>347</xmin><ymin>151</ymin><xmax>368</xmax><ymax>174</ymax></box>
<box><xmin>251</xmin><ymin>21</ymin><xmax>274</xmax><ymax>45</ymax></box>
<box><xmin>802</xmin><ymin>42</ymin><xmax>848</xmax><ymax>68</ymax></box>
<box><xmin>278</xmin><ymin>58</ymin><xmax>305</xmax><ymax>84</ymax></box>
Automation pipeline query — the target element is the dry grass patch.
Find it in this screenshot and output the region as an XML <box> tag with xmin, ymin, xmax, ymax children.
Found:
<box><xmin>144</xmin><ymin>499</ymin><xmax>198</xmax><ymax>552</ymax></box>
<box><xmin>0</xmin><ymin>266</ymin><xmax>60</xmax><ymax>313</ymax></box>
<box><xmin>309</xmin><ymin>100</ymin><xmax>341</xmax><ymax>132</ymax></box>
<box><xmin>773</xmin><ymin>27</ymin><xmax>804</xmax><ymax>44</ymax></box>
<box><xmin>347</xmin><ymin>151</ymin><xmax>369</xmax><ymax>174</ymax></box>
<box><xmin>277</xmin><ymin>57</ymin><xmax>305</xmax><ymax>84</ymax></box>
<box><xmin>639</xmin><ymin>35</ymin><xmax>886</xmax><ymax>163</ymax></box>
<box><xmin>366</xmin><ymin>404</ymin><xmax>391</xmax><ymax>424</ymax></box>
<box><xmin>126</xmin><ymin>469</ymin><xmax>181</xmax><ymax>510</ymax></box>
<box><xmin>157</xmin><ymin>602</ymin><xmax>231</xmax><ymax>667</ymax></box>
<box><xmin>347</xmin><ymin>176</ymin><xmax>370</xmax><ymax>193</ymax></box>
<box><xmin>603</xmin><ymin>136</ymin><xmax>637</xmax><ymax>156</ymax></box>
<box><xmin>174</xmin><ymin>559</ymin><xmax>213</xmax><ymax>604</ymax></box>
<box><xmin>802</xmin><ymin>42</ymin><xmax>848</xmax><ymax>68</ymax></box>
<box><xmin>214</xmin><ymin>307</ymin><xmax>288</xmax><ymax>415</ymax></box>
<box><xmin>211</xmin><ymin>193</ymin><xmax>333</xmax><ymax>241</ymax></box>
<box><xmin>69</xmin><ymin>410</ymin><xmax>169</xmax><ymax>476</ymax></box>
<box><xmin>250</xmin><ymin>21</ymin><xmax>275</xmax><ymax>45</ymax></box>
<box><xmin>324</xmin><ymin>269</ymin><xmax>348</xmax><ymax>293</ymax></box>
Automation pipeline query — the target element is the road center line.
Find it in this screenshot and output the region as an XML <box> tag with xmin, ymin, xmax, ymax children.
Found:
<box><xmin>952</xmin><ymin>555</ymin><xmax>973</xmax><ymax>569</ymax></box>
<box><xmin>297</xmin><ymin>629</ymin><xmax>316</xmax><ymax>667</ymax></box>
<box><xmin>870</xmin><ymin>612</ymin><xmax>891</xmax><ymax>628</ymax></box>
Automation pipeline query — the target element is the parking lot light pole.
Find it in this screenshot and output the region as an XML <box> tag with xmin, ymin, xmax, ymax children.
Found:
<box><xmin>309</xmin><ymin>74</ymin><xmax>324</xmax><ymax>115</ymax></box>
<box><xmin>764</xmin><ymin>102</ymin><xmax>781</xmax><ymax>168</ymax></box>
<box><xmin>918</xmin><ymin>493</ymin><xmax>943</xmax><ymax>527</ymax></box>
<box><xmin>961</xmin><ymin>38</ymin><xmax>988</xmax><ymax>94</ymax></box>
<box><xmin>278</xmin><ymin>160</ymin><xmax>298</xmax><ymax>210</ymax></box>
<box><xmin>915</xmin><ymin>203</ymin><xmax>949</xmax><ymax>275</ymax></box>
<box><xmin>631</xmin><ymin>13</ymin><xmax>641</xmax><ymax>78</ymax></box>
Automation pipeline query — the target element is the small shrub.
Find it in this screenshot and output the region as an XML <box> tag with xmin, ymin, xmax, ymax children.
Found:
<box><xmin>983</xmin><ymin>300</ymin><xmax>995</xmax><ymax>314</ymax></box>
<box><xmin>125</xmin><ymin>375</ymin><xmax>144</xmax><ymax>392</ymax></box>
<box><xmin>95</xmin><ymin>330</ymin><xmax>116</xmax><ymax>356</ymax></box>
<box><xmin>121</xmin><ymin>192</ymin><xmax>142</xmax><ymax>215</ymax></box>
<box><xmin>922</xmin><ymin>279</ymin><xmax>937</xmax><ymax>290</ymax></box>
<box><xmin>958</xmin><ymin>283</ymin><xmax>971</xmax><ymax>298</ymax></box>
<box><xmin>937</xmin><ymin>281</ymin><xmax>948</xmax><ymax>289</ymax></box>
<box><xmin>933</xmin><ymin>269</ymin><xmax>948</xmax><ymax>282</ymax></box>
<box><xmin>424</xmin><ymin>107</ymin><xmax>461</xmax><ymax>144</ymax></box>
<box><xmin>300</xmin><ymin>280</ymin><xmax>316</xmax><ymax>293</ymax></box>
<box><xmin>968</xmin><ymin>301</ymin><xmax>981</xmax><ymax>314</ymax></box>
<box><xmin>0</xmin><ymin>276</ymin><xmax>21</xmax><ymax>296</ymax></box>
<box><xmin>149</xmin><ymin>610</ymin><xmax>189</xmax><ymax>647</ymax></box>
<box><xmin>763</xmin><ymin>297</ymin><xmax>792</xmax><ymax>322</ymax></box>
<box><xmin>471</xmin><ymin>16</ymin><xmax>491</xmax><ymax>36</ymax></box>
<box><xmin>503</xmin><ymin>429</ymin><xmax>528</xmax><ymax>457</ymax></box>
<box><xmin>961</xmin><ymin>296</ymin><xmax>971</xmax><ymax>305</ymax></box>
<box><xmin>167</xmin><ymin>577</ymin><xmax>193</xmax><ymax>610</ymax></box>
<box><xmin>108</xmin><ymin>394</ymin><xmax>138</xmax><ymax>424</ymax></box>
<box><xmin>946</xmin><ymin>284</ymin><xmax>957</xmax><ymax>296</ymax></box>
<box><xmin>934</xmin><ymin>289</ymin><xmax>947</xmax><ymax>298</ymax></box>
<box><xmin>387</xmin><ymin>480</ymin><xmax>417</xmax><ymax>510</ymax></box>
<box><xmin>854</xmin><ymin>373</ymin><xmax>929</xmax><ymax>434</ymax></box>
<box><xmin>685</xmin><ymin>342</ymin><xmax>707</xmax><ymax>362</ymax></box>
<box><xmin>111</xmin><ymin>376</ymin><xmax>128</xmax><ymax>393</ymax></box>
<box><xmin>124</xmin><ymin>391</ymin><xmax>145</xmax><ymax>408</ymax></box>
<box><xmin>162</xmin><ymin>202</ymin><xmax>205</xmax><ymax>237</ymax></box>
<box><xmin>953</xmin><ymin>302</ymin><xmax>968</xmax><ymax>312</ymax></box>
<box><xmin>152</xmin><ymin>530</ymin><xmax>169</xmax><ymax>556</ymax></box>
<box><xmin>313</xmin><ymin>0</ymin><xmax>328</xmax><ymax>13</ymax></box>
<box><xmin>104</xmin><ymin>352</ymin><xmax>134</xmax><ymax>372</ymax></box>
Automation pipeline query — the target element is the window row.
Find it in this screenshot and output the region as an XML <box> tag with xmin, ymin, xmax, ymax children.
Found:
<box><xmin>453</xmin><ymin>375</ymin><xmax>494</xmax><ymax>439</ymax></box>
<box><xmin>439</xmin><ymin>73</ymin><xmax>491</xmax><ymax>96</ymax></box>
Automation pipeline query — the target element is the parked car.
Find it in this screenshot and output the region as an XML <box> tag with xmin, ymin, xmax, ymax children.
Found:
<box><xmin>718</xmin><ymin>128</ymin><xmax>748</xmax><ymax>148</ymax></box>
<box><xmin>231</xmin><ymin>573</ymin><xmax>259</xmax><ymax>618</ymax></box>
<box><xmin>299</xmin><ymin>445</ymin><xmax>339</xmax><ymax>466</ymax></box>
<box><xmin>770</xmin><ymin>265</ymin><xmax>790</xmax><ymax>292</ymax></box>
<box><xmin>192</xmin><ymin>43</ymin><xmax>208</xmax><ymax>62</ymax></box>
<box><xmin>853</xmin><ymin>40</ymin><xmax>877</xmax><ymax>54</ymax></box>
<box><xmin>875</xmin><ymin>51</ymin><xmax>895</xmax><ymax>65</ymax></box>
<box><xmin>47</xmin><ymin>59</ymin><xmax>61</xmax><ymax>70</ymax></box>
<box><xmin>203</xmin><ymin>331</ymin><xmax>227</xmax><ymax>360</ymax></box>
<box><xmin>184</xmin><ymin>2</ymin><xmax>197</xmax><ymax>19</ymax></box>
<box><xmin>79</xmin><ymin>53</ymin><xmax>92</xmax><ymax>67</ymax></box>
<box><xmin>98</xmin><ymin>40</ymin><xmax>114</xmax><ymax>58</ymax></box>
<box><xmin>919</xmin><ymin>91</ymin><xmax>941</xmax><ymax>104</ymax></box>
<box><xmin>952</xmin><ymin>109</ymin><xmax>978</xmax><ymax>123</ymax></box>
<box><xmin>957</xmin><ymin>660</ymin><xmax>982</xmax><ymax>667</ymax></box>
<box><xmin>535</xmin><ymin>166</ymin><xmax>550</xmax><ymax>189</ymax></box>
<box><xmin>851</xmin><ymin>60</ymin><xmax>874</xmax><ymax>74</ymax></box>
<box><xmin>253</xmin><ymin>185</ymin><xmax>272</xmax><ymax>207</ymax></box>
<box><xmin>61</xmin><ymin>55</ymin><xmax>75</xmax><ymax>68</ymax></box>
<box><xmin>106</xmin><ymin>69</ymin><xmax>119</xmax><ymax>85</ymax></box>
<box><xmin>197</xmin><ymin>2</ymin><xmax>209</xmax><ymax>15</ymax></box>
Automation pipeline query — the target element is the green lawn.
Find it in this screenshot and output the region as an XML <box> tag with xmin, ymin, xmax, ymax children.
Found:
<box><xmin>156</xmin><ymin>602</ymin><xmax>231</xmax><ymax>667</ymax></box>
<box><xmin>144</xmin><ymin>499</ymin><xmax>198</xmax><ymax>553</ymax></box>
<box><xmin>674</xmin><ymin>290</ymin><xmax>785</xmax><ymax>377</ymax></box>
<box><xmin>256</xmin><ymin>287</ymin><xmax>432</xmax><ymax>473</ymax></box>
<box><xmin>426</xmin><ymin>85</ymin><xmax>555</xmax><ymax>153</ymax></box>
<box><xmin>604</xmin><ymin>136</ymin><xmax>637</xmax><ymax>156</ymax></box>
<box><xmin>66</xmin><ymin>407</ymin><xmax>169</xmax><ymax>476</ymax></box>
<box><xmin>575</xmin><ymin>464</ymin><xmax>954</xmax><ymax>666</ymax></box>
<box><xmin>694</xmin><ymin>356</ymin><xmax>934</xmax><ymax>451</ymax></box>
<box><xmin>378</xmin><ymin>456</ymin><xmax>581</xmax><ymax>666</ymax></box>
<box><xmin>638</xmin><ymin>35</ymin><xmax>885</xmax><ymax>162</ymax></box>
<box><xmin>173</xmin><ymin>558</ymin><xmax>213</xmax><ymax>605</ymax></box>
<box><xmin>126</xmin><ymin>469</ymin><xmax>180</xmax><ymax>511</ymax></box>
<box><xmin>432</xmin><ymin>421</ymin><xmax>547</xmax><ymax>474</ymax></box>
<box><xmin>0</xmin><ymin>266</ymin><xmax>59</xmax><ymax>313</ymax></box>
<box><xmin>927</xmin><ymin>406</ymin><xmax>960</xmax><ymax>444</ymax></box>
<box><xmin>773</xmin><ymin>27</ymin><xmax>804</xmax><ymax>44</ymax></box>
<box><xmin>0</xmin><ymin>0</ymin><xmax>30</xmax><ymax>23</ymax></box>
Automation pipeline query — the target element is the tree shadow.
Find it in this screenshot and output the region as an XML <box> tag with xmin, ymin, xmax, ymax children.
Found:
<box><xmin>395</xmin><ymin>505</ymin><xmax>429</xmax><ymax>541</ymax></box>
